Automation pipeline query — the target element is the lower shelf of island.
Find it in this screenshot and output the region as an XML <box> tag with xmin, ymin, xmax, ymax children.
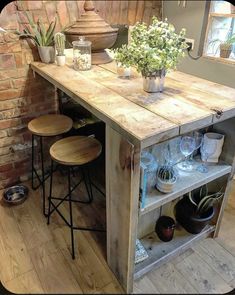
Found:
<box><xmin>140</xmin><ymin>161</ymin><xmax>232</xmax><ymax>216</ymax></box>
<box><xmin>134</xmin><ymin>224</ymin><xmax>215</xmax><ymax>280</ymax></box>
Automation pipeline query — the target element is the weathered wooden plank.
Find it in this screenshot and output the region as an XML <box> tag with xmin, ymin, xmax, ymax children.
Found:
<box><xmin>106</xmin><ymin>126</ymin><xmax>140</xmax><ymax>293</ymax></box>
<box><xmin>79</xmin><ymin>64</ymin><xmax>213</xmax><ymax>134</ymax></box>
<box><xmin>148</xmin><ymin>263</ymin><xmax>197</xmax><ymax>294</ymax></box>
<box><xmin>134</xmin><ymin>276</ymin><xmax>160</xmax><ymax>294</ymax></box>
<box><xmin>193</xmin><ymin>238</ymin><xmax>235</xmax><ymax>283</ymax></box>
<box><xmin>31</xmin><ymin>62</ymin><xmax>179</xmax><ymax>147</ymax></box>
<box><xmin>175</xmin><ymin>252</ymin><xmax>232</xmax><ymax>294</ymax></box>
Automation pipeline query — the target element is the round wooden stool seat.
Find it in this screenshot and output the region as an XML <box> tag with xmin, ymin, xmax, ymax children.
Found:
<box><xmin>50</xmin><ymin>136</ymin><xmax>102</xmax><ymax>166</ymax></box>
<box><xmin>28</xmin><ymin>114</ymin><xmax>73</xmax><ymax>137</ymax></box>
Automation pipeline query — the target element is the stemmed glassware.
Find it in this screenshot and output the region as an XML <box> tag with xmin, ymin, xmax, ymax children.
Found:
<box><xmin>177</xmin><ymin>136</ymin><xmax>196</xmax><ymax>172</ymax></box>
<box><xmin>197</xmin><ymin>139</ymin><xmax>217</xmax><ymax>173</ymax></box>
<box><xmin>189</xmin><ymin>131</ymin><xmax>203</xmax><ymax>167</ymax></box>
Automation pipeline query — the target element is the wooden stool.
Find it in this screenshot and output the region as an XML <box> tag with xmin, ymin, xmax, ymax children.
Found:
<box><xmin>47</xmin><ymin>136</ymin><xmax>105</xmax><ymax>259</ymax></box>
<box><xmin>28</xmin><ymin>114</ymin><xmax>73</xmax><ymax>216</ymax></box>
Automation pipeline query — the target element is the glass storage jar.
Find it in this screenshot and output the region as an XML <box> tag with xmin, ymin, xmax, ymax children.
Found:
<box><xmin>72</xmin><ymin>36</ymin><xmax>91</xmax><ymax>71</ymax></box>
<box><xmin>140</xmin><ymin>151</ymin><xmax>158</xmax><ymax>208</ymax></box>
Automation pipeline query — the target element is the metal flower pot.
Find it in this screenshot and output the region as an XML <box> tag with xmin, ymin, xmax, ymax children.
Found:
<box><xmin>142</xmin><ymin>69</ymin><xmax>166</xmax><ymax>93</ymax></box>
<box><xmin>38</xmin><ymin>46</ymin><xmax>55</xmax><ymax>63</ymax></box>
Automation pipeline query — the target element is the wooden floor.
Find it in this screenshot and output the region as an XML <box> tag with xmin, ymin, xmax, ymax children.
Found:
<box><xmin>1</xmin><ymin>172</ymin><xmax>235</xmax><ymax>294</ymax></box>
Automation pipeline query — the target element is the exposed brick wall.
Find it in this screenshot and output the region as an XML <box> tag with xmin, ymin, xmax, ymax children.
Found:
<box><xmin>0</xmin><ymin>0</ymin><xmax>161</xmax><ymax>188</ymax></box>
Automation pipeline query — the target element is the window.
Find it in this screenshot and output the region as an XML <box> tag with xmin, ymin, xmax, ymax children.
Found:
<box><xmin>204</xmin><ymin>0</ymin><xmax>235</xmax><ymax>63</ymax></box>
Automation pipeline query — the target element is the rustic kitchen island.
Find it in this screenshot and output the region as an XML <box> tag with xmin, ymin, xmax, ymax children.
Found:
<box><xmin>31</xmin><ymin>51</ymin><xmax>235</xmax><ymax>293</ymax></box>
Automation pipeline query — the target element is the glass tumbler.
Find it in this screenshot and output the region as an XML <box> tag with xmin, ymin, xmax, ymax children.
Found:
<box><xmin>72</xmin><ymin>36</ymin><xmax>91</xmax><ymax>71</ymax></box>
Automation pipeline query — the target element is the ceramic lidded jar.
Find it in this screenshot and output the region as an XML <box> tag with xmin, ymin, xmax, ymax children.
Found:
<box><xmin>64</xmin><ymin>0</ymin><xmax>118</xmax><ymax>65</ymax></box>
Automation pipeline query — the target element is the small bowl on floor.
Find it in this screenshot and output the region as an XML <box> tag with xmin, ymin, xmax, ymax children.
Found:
<box><xmin>2</xmin><ymin>185</ymin><xmax>28</xmax><ymax>205</ymax></box>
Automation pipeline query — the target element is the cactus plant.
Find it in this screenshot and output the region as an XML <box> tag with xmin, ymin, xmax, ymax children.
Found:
<box><xmin>55</xmin><ymin>32</ymin><xmax>66</xmax><ymax>56</ymax></box>
<box><xmin>157</xmin><ymin>165</ymin><xmax>176</xmax><ymax>182</ymax></box>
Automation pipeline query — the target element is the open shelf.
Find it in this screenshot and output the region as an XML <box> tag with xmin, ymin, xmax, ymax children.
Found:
<box><xmin>140</xmin><ymin>161</ymin><xmax>231</xmax><ymax>216</ymax></box>
<box><xmin>134</xmin><ymin>224</ymin><xmax>215</xmax><ymax>280</ymax></box>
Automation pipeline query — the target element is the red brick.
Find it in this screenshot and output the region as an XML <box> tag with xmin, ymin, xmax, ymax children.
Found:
<box><xmin>0</xmin><ymin>118</ymin><xmax>21</xmax><ymax>130</ymax></box>
<box><xmin>3</xmin><ymin>32</ymin><xmax>19</xmax><ymax>43</ymax></box>
<box><xmin>0</xmin><ymin>130</ymin><xmax>8</xmax><ymax>138</ymax></box>
<box><xmin>0</xmin><ymin>6</ymin><xmax>19</xmax><ymax>30</ymax></box>
<box><xmin>0</xmin><ymin>107</ymin><xmax>29</xmax><ymax>120</ymax></box>
<box><xmin>0</xmin><ymin>146</ymin><xmax>12</xmax><ymax>157</ymax></box>
<box><xmin>27</xmin><ymin>1</ymin><xmax>43</xmax><ymax>10</ymax></box>
<box><xmin>0</xmin><ymin>98</ymin><xmax>28</xmax><ymax>111</ymax></box>
<box><xmin>12</xmin><ymin>78</ymin><xmax>27</xmax><ymax>88</ymax></box>
<box><xmin>56</xmin><ymin>1</ymin><xmax>69</xmax><ymax>28</ymax></box>
<box><xmin>15</xmin><ymin>0</ymin><xmax>28</xmax><ymax>11</ymax></box>
<box><xmin>45</xmin><ymin>1</ymin><xmax>57</xmax><ymax>24</ymax></box>
<box><xmin>33</xmin><ymin>10</ymin><xmax>48</xmax><ymax>24</ymax></box>
<box><xmin>0</xmin><ymin>89</ymin><xmax>21</xmax><ymax>101</ymax></box>
<box><xmin>0</xmin><ymin>135</ymin><xmax>22</xmax><ymax>148</ymax></box>
<box><xmin>17</xmin><ymin>11</ymin><xmax>30</xmax><ymax>24</ymax></box>
<box><xmin>0</xmin><ymin>54</ymin><xmax>16</xmax><ymax>69</ymax></box>
<box><xmin>0</xmin><ymin>80</ymin><xmax>12</xmax><ymax>91</ymax></box>
<box><xmin>0</xmin><ymin>42</ymin><xmax>22</xmax><ymax>54</ymax></box>
<box><xmin>15</xmin><ymin>52</ymin><xmax>26</xmax><ymax>67</ymax></box>
<box><xmin>0</xmin><ymin>163</ymin><xmax>13</xmax><ymax>172</ymax></box>
<box><xmin>7</xmin><ymin>126</ymin><xmax>27</xmax><ymax>137</ymax></box>
<box><xmin>0</xmin><ymin>67</ymin><xmax>29</xmax><ymax>80</ymax></box>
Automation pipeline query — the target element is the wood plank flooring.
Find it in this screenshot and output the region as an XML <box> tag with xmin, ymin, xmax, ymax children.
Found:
<box><xmin>0</xmin><ymin>172</ymin><xmax>235</xmax><ymax>294</ymax></box>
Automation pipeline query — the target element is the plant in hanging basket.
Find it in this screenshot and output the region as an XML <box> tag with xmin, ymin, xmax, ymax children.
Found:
<box><xmin>174</xmin><ymin>185</ymin><xmax>224</xmax><ymax>234</ymax></box>
<box><xmin>156</xmin><ymin>165</ymin><xmax>177</xmax><ymax>193</ymax></box>
<box><xmin>113</xmin><ymin>17</ymin><xmax>187</xmax><ymax>92</ymax></box>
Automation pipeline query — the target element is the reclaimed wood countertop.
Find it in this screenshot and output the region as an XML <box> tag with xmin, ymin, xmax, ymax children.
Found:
<box><xmin>31</xmin><ymin>49</ymin><xmax>235</xmax><ymax>148</ymax></box>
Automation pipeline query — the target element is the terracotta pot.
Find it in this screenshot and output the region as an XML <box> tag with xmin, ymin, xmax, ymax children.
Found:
<box><xmin>174</xmin><ymin>197</ymin><xmax>214</xmax><ymax>234</ymax></box>
<box><xmin>38</xmin><ymin>46</ymin><xmax>55</xmax><ymax>63</ymax></box>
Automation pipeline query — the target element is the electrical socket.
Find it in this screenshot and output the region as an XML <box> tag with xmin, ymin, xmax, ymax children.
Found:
<box><xmin>185</xmin><ymin>38</ymin><xmax>195</xmax><ymax>51</ymax></box>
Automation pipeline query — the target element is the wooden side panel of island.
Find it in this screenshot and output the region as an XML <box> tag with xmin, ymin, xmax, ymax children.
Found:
<box><xmin>106</xmin><ymin>126</ymin><xmax>140</xmax><ymax>293</ymax></box>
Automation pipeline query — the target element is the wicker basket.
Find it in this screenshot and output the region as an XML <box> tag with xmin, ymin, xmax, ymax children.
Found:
<box><xmin>220</xmin><ymin>44</ymin><xmax>232</xmax><ymax>58</ymax></box>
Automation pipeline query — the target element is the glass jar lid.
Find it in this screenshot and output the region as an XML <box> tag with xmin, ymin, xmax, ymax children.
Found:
<box><xmin>72</xmin><ymin>36</ymin><xmax>91</xmax><ymax>47</ymax></box>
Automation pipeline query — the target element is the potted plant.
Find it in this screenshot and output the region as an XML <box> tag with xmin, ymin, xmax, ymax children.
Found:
<box><xmin>155</xmin><ymin>165</ymin><xmax>177</xmax><ymax>193</ymax></box>
<box><xmin>210</xmin><ymin>34</ymin><xmax>235</xmax><ymax>59</ymax></box>
<box><xmin>54</xmin><ymin>32</ymin><xmax>66</xmax><ymax>66</ymax></box>
<box><xmin>174</xmin><ymin>185</ymin><xmax>224</xmax><ymax>234</ymax></box>
<box><xmin>112</xmin><ymin>44</ymin><xmax>134</xmax><ymax>78</ymax></box>
<box><xmin>114</xmin><ymin>17</ymin><xmax>187</xmax><ymax>92</ymax></box>
<box><xmin>16</xmin><ymin>11</ymin><xmax>56</xmax><ymax>64</ymax></box>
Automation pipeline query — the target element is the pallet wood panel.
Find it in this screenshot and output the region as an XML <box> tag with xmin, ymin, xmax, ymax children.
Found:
<box><xmin>93</xmin><ymin>1</ymin><xmax>161</xmax><ymax>25</ymax></box>
<box><xmin>106</xmin><ymin>126</ymin><xmax>140</xmax><ymax>293</ymax></box>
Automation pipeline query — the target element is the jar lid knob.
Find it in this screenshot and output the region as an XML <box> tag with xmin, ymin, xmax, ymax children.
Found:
<box><xmin>84</xmin><ymin>0</ymin><xmax>95</xmax><ymax>11</ymax></box>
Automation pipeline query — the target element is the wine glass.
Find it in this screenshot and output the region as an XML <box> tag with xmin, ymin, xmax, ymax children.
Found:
<box><xmin>189</xmin><ymin>131</ymin><xmax>203</xmax><ymax>167</ymax></box>
<box><xmin>177</xmin><ymin>136</ymin><xmax>196</xmax><ymax>172</ymax></box>
<box><xmin>197</xmin><ymin>139</ymin><xmax>217</xmax><ymax>173</ymax></box>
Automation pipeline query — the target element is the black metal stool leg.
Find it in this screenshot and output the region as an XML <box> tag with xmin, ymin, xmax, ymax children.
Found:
<box><xmin>31</xmin><ymin>134</ymin><xmax>35</xmax><ymax>189</ymax></box>
<box><xmin>68</xmin><ymin>167</ymin><xmax>75</xmax><ymax>259</ymax></box>
<box><xmin>40</xmin><ymin>136</ymin><xmax>46</xmax><ymax>217</ymax></box>
<box><xmin>82</xmin><ymin>167</ymin><xmax>93</xmax><ymax>203</ymax></box>
<box><xmin>47</xmin><ymin>160</ymin><xmax>54</xmax><ymax>225</ymax></box>
<box><xmin>87</xmin><ymin>167</ymin><xmax>93</xmax><ymax>203</ymax></box>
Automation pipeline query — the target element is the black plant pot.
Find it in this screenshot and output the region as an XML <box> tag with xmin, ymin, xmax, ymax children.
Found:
<box><xmin>174</xmin><ymin>197</ymin><xmax>214</xmax><ymax>234</ymax></box>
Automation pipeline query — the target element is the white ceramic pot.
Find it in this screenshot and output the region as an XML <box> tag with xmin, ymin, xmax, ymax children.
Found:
<box><xmin>117</xmin><ymin>64</ymin><xmax>131</xmax><ymax>78</ymax></box>
<box><xmin>201</xmin><ymin>132</ymin><xmax>225</xmax><ymax>163</ymax></box>
<box><xmin>156</xmin><ymin>176</ymin><xmax>177</xmax><ymax>194</ymax></box>
<box><xmin>56</xmin><ymin>55</ymin><xmax>66</xmax><ymax>66</ymax></box>
<box><xmin>38</xmin><ymin>46</ymin><xmax>55</xmax><ymax>63</ymax></box>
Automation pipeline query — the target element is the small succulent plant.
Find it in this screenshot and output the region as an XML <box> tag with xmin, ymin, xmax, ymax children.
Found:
<box><xmin>54</xmin><ymin>32</ymin><xmax>66</xmax><ymax>56</ymax></box>
<box><xmin>188</xmin><ymin>185</ymin><xmax>224</xmax><ymax>216</ymax></box>
<box><xmin>157</xmin><ymin>165</ymin><xmax>176</xmax><ymax>183</ymax></box>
